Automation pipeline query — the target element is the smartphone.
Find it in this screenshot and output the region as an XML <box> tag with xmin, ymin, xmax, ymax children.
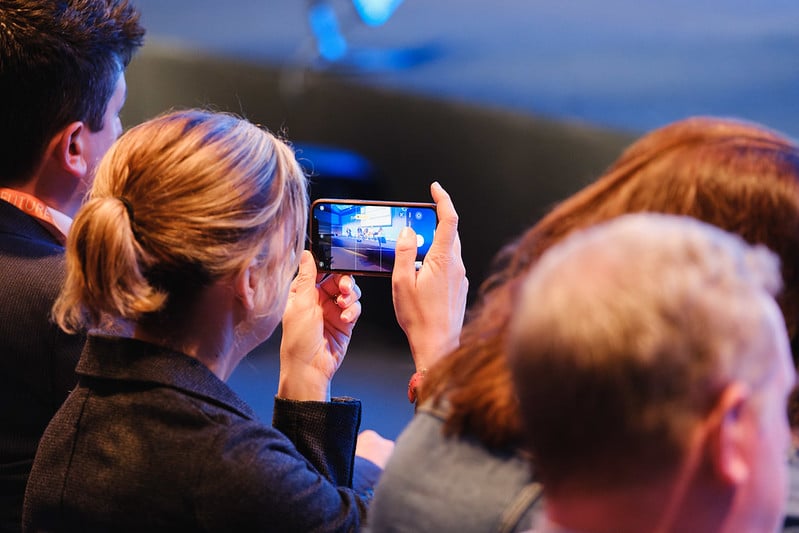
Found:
<box><xmin>309</xmin><ymin>199</ymin><xmax>437</xmax><ymax>276</ymax></box>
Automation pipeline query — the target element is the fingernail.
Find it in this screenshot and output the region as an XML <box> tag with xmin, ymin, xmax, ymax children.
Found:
<box><xmin>341</xmin><ymin>311</ymin><xmax>352</xmax><ymax>322</ymax></box>
<box><xmin>343</xmin><ymin>276</ymin><xmax>353</xmax><ymax>291</ymax></box>
<box><xmin>400</xmin><ymin>227</ymin><xmax>413</xmax><ymax>239</ymax></box>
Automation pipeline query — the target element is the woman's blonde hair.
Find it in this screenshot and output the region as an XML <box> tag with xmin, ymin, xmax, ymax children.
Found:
<box><xmin>54</xmin><ymin>109</ymin><xmax>308</xmax><ymax>332</ymax></box>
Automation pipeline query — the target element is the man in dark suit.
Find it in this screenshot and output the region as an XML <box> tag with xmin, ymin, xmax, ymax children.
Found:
<box><xmin>0</xmin><ymin>2</ymin><xmax>144</xmax><ymax>530</ymax></box>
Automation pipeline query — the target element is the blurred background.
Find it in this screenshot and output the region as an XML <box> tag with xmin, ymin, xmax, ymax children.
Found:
<box><xmin>124</xmin><ymin>0</ymin><xmax>799</xmax><ymax>438</ymax></box>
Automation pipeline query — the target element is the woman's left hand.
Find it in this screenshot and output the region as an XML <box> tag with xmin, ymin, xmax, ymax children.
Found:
<box><xmin>279</xmin><ymin>250</ymin><xmax>362</xmax><ymax>401</ymax></box>
<box><xmin>392</xmin><ymin>182</ymin><xmax>468</xmax><ymax>372</ymax></box>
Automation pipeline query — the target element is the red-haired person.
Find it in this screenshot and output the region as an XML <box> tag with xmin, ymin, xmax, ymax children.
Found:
<box><xmin>373</xmin><ymin>117</ymin><xmax>799</xmax><ymax>532</ymax></box>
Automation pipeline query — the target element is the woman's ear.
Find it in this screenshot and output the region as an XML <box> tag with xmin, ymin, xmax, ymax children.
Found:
<box><xmin>234</xmin><ymin>261</ymin><xmax>258</xmax><ymax>312</ymax></box>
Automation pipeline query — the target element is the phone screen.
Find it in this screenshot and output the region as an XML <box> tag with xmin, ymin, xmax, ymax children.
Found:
<box><xmin>310</xmin><ymin>199</ymin><xmax>437</xmax><ymax>275</ymax></box>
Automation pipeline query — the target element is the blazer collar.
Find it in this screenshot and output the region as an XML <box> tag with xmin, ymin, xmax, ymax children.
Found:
<box><xmin>0</xmin><ymin>199</ymin><xmax>64</xmax><ymax>247</ymax></box>
<box><xmin>77</xmin><ymin>334</ymin><xmax>258</xmax><ymax>421</ymax></box>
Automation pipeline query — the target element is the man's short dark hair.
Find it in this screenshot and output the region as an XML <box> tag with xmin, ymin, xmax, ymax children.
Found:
<box><xmin>0</xmin><ymin>0</ymin><xmax>145</xmax><ymax>184</ymax></box>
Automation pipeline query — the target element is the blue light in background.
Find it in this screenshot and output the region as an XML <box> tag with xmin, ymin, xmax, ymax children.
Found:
<box><xmin>309</xmin><ymin>0</ymin><xmax>418</xmax><ymax>68</ymax></box>
<box><xmin>294</xmin><ymin>143</ymin><xmax>374</xmax><ymax>180</ymax></box>
<box><xmin>352</xmin><ymin>0</ymin><xmax>404</xmax><ymax>26</ymax></box>
<box><xmin>308</xmin><ymin>2</ymin><xmax>347</xmax><ymax>61</ymax></box>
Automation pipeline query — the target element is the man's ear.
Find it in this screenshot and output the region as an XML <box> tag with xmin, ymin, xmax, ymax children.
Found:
<box><xmin>51</xmin><ymin>121</ymin><xmax>89</xmax><ymax>179</ymax></box>
<box><xmin>705</xmin><ymin>383</ymin><xmax>752</xmax><ymax>486</ymax></box>
<box><xmin>234</xmin><ymin>262</ymin><xmax>258</xmax><ymax>312</ymax></box>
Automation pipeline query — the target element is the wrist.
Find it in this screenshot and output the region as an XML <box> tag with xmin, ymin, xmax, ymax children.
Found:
<box><xmin>278</xmin><ymin>365</ymin><xmax>331</xmax><ymax>402</ymax></box>
<box><xmin>407</xmin><ymin>368</ymin><xmax>428</xmax><ymax>404</ymax></box>
<box><xmin>409</xmin><ymin>337</ymin><xmax>458</xmax><ymax>371</ymax></box>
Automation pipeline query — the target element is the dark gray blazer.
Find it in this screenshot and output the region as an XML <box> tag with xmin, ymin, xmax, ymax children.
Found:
<box><xmin>23</xmin><ymin>335</ymin><xmax>380</xmax><ymax>532</ymax></box>
<box><xmin>0</xmin><ymin>201</ymin><xmax>83</xmax><ymax>533</ymax></box>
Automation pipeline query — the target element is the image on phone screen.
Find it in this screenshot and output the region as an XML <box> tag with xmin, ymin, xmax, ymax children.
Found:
<box><xmin>310</xmin><ymin>200</ymin><xmax>437</xmax><ymax>275</ymax></box>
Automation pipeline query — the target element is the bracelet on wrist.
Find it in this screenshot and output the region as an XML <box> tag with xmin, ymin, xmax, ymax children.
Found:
<box><xmin>407</xmin><ymin>369</ymin><xmax>428</xmax><ymax>404</ymax></box>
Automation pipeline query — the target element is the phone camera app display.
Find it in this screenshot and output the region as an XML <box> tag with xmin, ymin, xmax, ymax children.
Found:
<box><xmin>312</xmin><ymin>202</ymin><xmax>436</xmax><ymax>274</ymax></box>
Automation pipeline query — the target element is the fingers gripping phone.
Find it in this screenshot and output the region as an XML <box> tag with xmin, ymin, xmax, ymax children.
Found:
<box><xmin>309</xmin><ymin>199</ymin><xmax>437</xmax><ymax>276</ymax></box>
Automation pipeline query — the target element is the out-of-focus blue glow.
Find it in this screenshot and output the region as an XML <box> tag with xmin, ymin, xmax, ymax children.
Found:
<box><xmin>308</xmin><ymin>3</ymin><xmax>347</xmax><ymax>61</ymax></box>
<box><xmin>352</xmin><ymin>0</ymin><xmax>404</xmax><ymax>26</ymax></box>
<box><xmin>347</xmin><ymin>44</ymin><xmax>442</xmax><ymax>72</ymax></box>
<box><xmin>294</xmin><ymin>143</ymin><xmax>374</xmax><ymax>180</ymax></box>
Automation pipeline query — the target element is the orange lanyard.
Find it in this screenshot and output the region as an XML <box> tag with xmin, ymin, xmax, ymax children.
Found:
<box><xmin>0</xmin><ymin>188</ymin><xmax>66</xmax><ymax>242</ymax></box>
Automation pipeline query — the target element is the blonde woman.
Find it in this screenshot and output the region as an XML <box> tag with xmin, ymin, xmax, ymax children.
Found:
<box><xmin>21</xmin><ymin>109</ymin><xmax>396</xmax><ymax>531</ymax></box>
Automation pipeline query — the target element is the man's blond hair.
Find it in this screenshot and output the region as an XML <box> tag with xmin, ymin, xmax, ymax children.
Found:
<box><xmin>508</xmin><ymin>213</ymin><xmax>783</xmax><ymax>491</ymax></box>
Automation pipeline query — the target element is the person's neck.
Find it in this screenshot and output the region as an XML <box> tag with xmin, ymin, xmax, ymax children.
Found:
<box><xmin>133</xmin><ymin>279</ymin><xmax>242</xmax><ymax>381</ymax></box>
<box><xmin>35</xmin><ymin>181</ymin><xmax>81</xmax><ymax>218</ymax></box>
<box><xmin>5</xmin><ymin>178</ymin><xmax>80</xmax><ymax>218</ymax></box>
<box><xmin>30</xmin><ymin>152</ymin><xmax>86</xmax><ymax>216</ymax></box>
<box><xmin>544</xmin><ymin>475</ymin><xmax>720</xmax><ymax>533</ymax></box>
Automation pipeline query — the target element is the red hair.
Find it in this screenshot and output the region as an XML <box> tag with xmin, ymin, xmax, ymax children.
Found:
<box><xmin>421</xmin><ymin>117</ymin><xmax>799</xmax><ymax>448</ymax></box>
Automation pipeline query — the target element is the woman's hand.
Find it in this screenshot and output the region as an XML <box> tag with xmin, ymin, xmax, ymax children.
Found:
<box><xmin>279</xmin><ymin>250</ymin><xmax>362</xmax><ymax>401</ymax></box>
<box><xmin>392</xmin><ymin>182</ymin><xmax>468</xmax><ymax>371</ymax></box>
<box><xmin>355</xmin><ymin>430</ymin><xmax>395</xmax><ymax>469</ymax></box>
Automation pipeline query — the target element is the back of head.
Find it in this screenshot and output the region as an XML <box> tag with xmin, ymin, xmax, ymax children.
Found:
<box><xmin>503</xmin><ymin>116</ymin><xmax>799</xmax><ymax>350</ymax></box>
<box><xmin>507</xmin><ymin>213</ymin><xmax>783</xmax><ymax>492</ymax></box>
<box><xmin>53</xmin><ymin>109</ymin><xmax>308</xmax><ymax>332</ymax></box>
<box><xmin>0</xmin><ymin>0</ymin><xmax>145</xmax><ymax>184</ymax></box>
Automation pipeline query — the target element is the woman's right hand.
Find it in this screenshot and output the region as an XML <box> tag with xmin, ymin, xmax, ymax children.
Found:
<box><xmin>392</xmin><ymin>182</ymin><xmax>468</xmax><ymax>372</ymax></box>
<box><xmin>279</xmin><ymin>251</ymin><xmax>362</xmax><ymax>402</ymax></box>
